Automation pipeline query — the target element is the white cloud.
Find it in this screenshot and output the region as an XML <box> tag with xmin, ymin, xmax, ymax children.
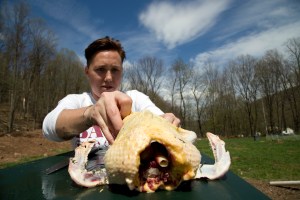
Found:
<box><xmin>192</xmin><ymin>22</ymin><xmax>300</xmax><ymax>67</ymax></box>
<box><xmin>122</xmin><ymin>32</ymin><xmax>177</xmax><ymax>65</ymax></box>
<box><xmin>139</xmin><ymin>0</ymin><xmax>231</xmax><ymax>49</ymax></box>
<box><xmin>122</xmin><ymin>60</ymin><xmax>134</xmax><ymax>70</ymax></box>
<box><xmin>78</xmin><ymin>55</ymin><xmax>86</xmax><ymax>66</ymax></box>
<box><xmin>214</xmin><ymin>0</ymin><xmax>300</xmax><ymax>42</ymax></box>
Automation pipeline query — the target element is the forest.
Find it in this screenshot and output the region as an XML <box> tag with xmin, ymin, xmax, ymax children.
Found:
<box><xmin>1</xmin><ymin>1</ymin><xmax>299</xmax><ymax>137</ymax></box>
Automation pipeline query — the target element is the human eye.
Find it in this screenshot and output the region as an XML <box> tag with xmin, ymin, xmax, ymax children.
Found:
<box><xmin>112</xmin><ymin>65</ymin><xmax>122</xmax><ymax>73</ymax></box>
<box><xmin>111</xmin><ymin>68</ymin><xmax>120</xmax><ymax>73</ymax></box>
<box><xmin>95</xmin><ymin>67</ymin><xmax>106</xmax><ymax>73</ymax></box>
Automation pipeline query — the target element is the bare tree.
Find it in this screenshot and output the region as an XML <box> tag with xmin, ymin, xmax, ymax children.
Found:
<box><xmin>230</xmin><ymin>55</ymin><xmax>259</xmax><ymax>136</ymax></box>
<box><xmin>284</xmin><ymin>37</ymin><xmax>300</xmax><ymax>131</ymax></box>
<box><xmin>190</xmin><ymin>66</ymin><xmax>207</xmax><ymax>137</ymax></box>
<box><xmin>169</xmin><ymin>75</ymin><xmax>177</xmax><ymax>112</ymax></box>
<box><xmin>53</xmin><ymin>49</ymin><xmax>84</xmax><ymax>96</ymax></box>
<box><xmin>23</xmin><ymin>18</ymin><xmax>57</xmax><ymax>128</ymax></box>
<box><xmin>0</xmin><ymin>2</ymin><xmax>9</xmax><ymax>103</ymax></box>
<box><xmin>0</xmin><ymin>51</ymin><xmax>9</xmax><ymax>103</ymax></box>
<box><xmin>216</xmin><ymin>67</ymin><xmax>241</xmax><ymax>137</ymax></box>
<box><xmin>43</xmin><ymin>55</ymin><xmax>62</xmax><ymax>113</ymax></box>
<box><xmin>256</xmin><ymin>50</ymin><xmax>283</xmax><ymax>134</ymax></box>
<box><xmin>40</xmin><ymin>48</ymin><xmax>88</xmax><ymax>116</ymax></box>
<box><xmin>285</xmin><ymin>37</ymin><xmax>300</xmax><ymax>85</ymax></box>
<box><xmin>171</xmin><ymin>58</ymin><xmax>192</xmax><ymax>126</ymax></box>
<box><xmin>269</xmin><ymin>51</ymin><xmax>287</xmax><ymax>132</ymax></box>
<box><xmin>202</xmin><ymin>62</ymin><xmax>219</xmax><ymax>134</ymax></box>
<box><xmin>1</xmin><ymin>2</ymin><xmax>30</xmax><ymax>132</ymax></box>
<box><xmin>126</xmin><ymin>56</ymin><xmax>164</xmax><ymax>100</ymax></box>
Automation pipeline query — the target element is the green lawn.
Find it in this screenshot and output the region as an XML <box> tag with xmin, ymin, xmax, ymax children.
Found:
<box><xmin>2</xmin><ymin>135</ymin><xmax>299</xmax><ymax>183</ymax></box>
<box><xmin>195</xmin><ymin>135</ymin><xmax>300</xmax><ymax>181</ymax></box>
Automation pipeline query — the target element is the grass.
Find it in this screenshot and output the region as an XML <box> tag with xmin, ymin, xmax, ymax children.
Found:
<box><xmin>1</xmin><ymin>136</ymin><xmax>299</xmax><ymax>183</ymax></box>
<box><xmin>195</xmin><ymin>135</ymin><xmax>300</xmax><ymax>181</ymax></box>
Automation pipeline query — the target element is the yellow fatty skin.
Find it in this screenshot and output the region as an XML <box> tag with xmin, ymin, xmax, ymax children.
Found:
<box><xmin>104</xmin><ymin>111</ymin><xmax>201</xmax><ymax>191</ymax></box>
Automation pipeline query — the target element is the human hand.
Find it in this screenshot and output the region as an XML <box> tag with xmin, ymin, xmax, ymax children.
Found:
<box><xmin>84</xmin><ymin>91</ymin><xmax>132</xmax><ymax>144</ymax></box>
<box><xmin>161</xmin><ymin>113</ymin><xmax>181</xmax><ymax>127</ymax></box>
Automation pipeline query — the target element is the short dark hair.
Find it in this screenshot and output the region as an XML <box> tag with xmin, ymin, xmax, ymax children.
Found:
<box><xmin>85</xmin><ymin>36</ymin><xmax>126</xmax><ymax>66</ymax></box>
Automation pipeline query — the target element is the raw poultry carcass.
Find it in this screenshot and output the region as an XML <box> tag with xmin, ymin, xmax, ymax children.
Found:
<box><xmin>68</xmin><ymin>111</ymin><xmax>231</xmax><ymax>192</ymax></box>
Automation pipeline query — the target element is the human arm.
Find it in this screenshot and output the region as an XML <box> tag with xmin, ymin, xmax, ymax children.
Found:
<box><xmin>161</xmin><ymin>113</ymin><xmax>181</xmax><ymax>127</ymax></box>
<box><xmin>55</xmin><ymin>91</ymin><xmax>132</xmax><ymax>144</ymax></box>
<box><xmin>43</xmin><ymin>93</ymin><xmax>95</xmax><ymax>142</ymax></box>
<box><xmin>55</xmin><ymin>106</ymin><xmax>93</xmax><ymax>140</ymax></box>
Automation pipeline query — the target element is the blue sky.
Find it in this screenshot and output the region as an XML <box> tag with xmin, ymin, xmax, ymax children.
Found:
<box><xmin>13</xmin><ymin>0</ymin><xmax>300</xmax><ymax>68</ymax></box>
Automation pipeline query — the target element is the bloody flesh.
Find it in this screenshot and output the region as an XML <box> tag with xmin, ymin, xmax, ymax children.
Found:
<box><xmin>139</xmin><ymin>142</ymin><xmax>175</xmax><ymax>192</ymax></box>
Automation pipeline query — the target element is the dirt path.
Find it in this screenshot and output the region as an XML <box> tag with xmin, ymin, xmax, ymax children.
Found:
<box><xmin>0</xmin><ymin>130</ymin><xmax>72</xmax><ymax>164</ymax></box>
<box><xmin>0</xmin><ymin>130</ymin><xmax>299</xmax><ymax>199</ymax></box>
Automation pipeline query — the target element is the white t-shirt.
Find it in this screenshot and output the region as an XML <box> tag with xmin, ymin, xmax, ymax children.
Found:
<box><xmin>42</xmin><ymin>90</ymin><xmax>164</xmax><ymax>149</ymax></box>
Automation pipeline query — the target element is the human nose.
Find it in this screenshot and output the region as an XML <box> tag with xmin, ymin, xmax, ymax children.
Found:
<box><xmin>104</xmin><ymin>70</ymin><xmax>112</xmax><ymax>82</ymax></box>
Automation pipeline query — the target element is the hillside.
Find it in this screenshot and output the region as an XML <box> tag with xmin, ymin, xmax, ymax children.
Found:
<box><xmin>0</xmin><ymin>103</ymin><xmax>72</xmax><ymax>167</ymax></box>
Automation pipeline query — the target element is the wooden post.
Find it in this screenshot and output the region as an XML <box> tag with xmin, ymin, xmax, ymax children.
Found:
<box><xmin>270</xmin><ymin>181</ymin><xmax>300</xmax><ymax>186</ymax></box>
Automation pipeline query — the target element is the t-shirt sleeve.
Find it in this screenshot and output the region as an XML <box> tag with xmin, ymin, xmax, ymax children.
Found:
<box><xmin>126</xmin><ymin>90</ymin><xmax>164</xmax><ymax>115</ymax></box>
<box><xmin>42</xmin><ymin>94</ymin><xmax>87</xmax><ymax>142</ymax></box>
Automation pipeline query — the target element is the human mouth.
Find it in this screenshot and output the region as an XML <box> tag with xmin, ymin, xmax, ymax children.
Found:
<box><xmin>102</xmin><ymin>85</ymin><xmax>114</xmax><ymax>91</ymax></box>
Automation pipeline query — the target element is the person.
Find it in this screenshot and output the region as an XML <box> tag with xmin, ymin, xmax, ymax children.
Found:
<box><xmin>43</xmin><ymin>36</ymin><xmax>180</xmax><ymax>150</ymax></box>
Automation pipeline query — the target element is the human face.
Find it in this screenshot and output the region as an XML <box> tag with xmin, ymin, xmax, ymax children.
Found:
<box><xmin>85</xmin><ymin>51</ymin><xmax>123</xmax><ymax>100</ymax></box>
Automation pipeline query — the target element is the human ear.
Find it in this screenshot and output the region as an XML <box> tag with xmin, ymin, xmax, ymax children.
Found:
<box><xmin>84</xmin><ymin>66</ymin><xmax>89</xmax><ymax>75</ymax></box>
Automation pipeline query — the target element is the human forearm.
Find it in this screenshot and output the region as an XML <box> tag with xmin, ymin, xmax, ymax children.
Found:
<box><xmin>56</xmin><ymin>107</ymin><xmax>92</xmax><ymax>140</ymax></box>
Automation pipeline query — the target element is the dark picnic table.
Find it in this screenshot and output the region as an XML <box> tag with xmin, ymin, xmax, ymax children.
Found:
<box><xmin>0</xmin><ymin>151</ymin><xmax>270</xmax><ymax>200</ymax></box>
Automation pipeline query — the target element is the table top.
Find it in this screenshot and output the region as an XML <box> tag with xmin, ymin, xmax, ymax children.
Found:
<box><xmin>0</xmin><ymin>151</ymin><xmax>270</xmax><ymax>200</ymax></box>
